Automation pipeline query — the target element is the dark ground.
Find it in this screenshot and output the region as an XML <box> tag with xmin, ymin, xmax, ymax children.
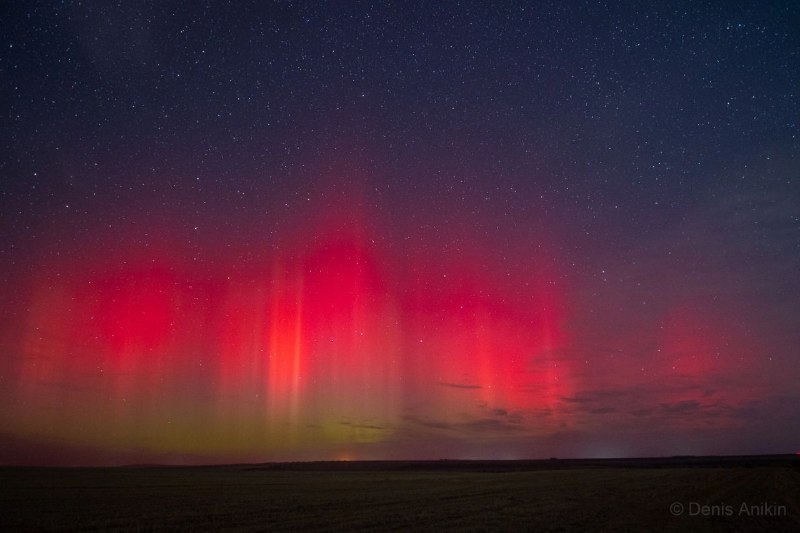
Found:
<box><xmin>1</xmin><ymin>455</ymin><xmax>798</xmax><ymax>531</ymax></box>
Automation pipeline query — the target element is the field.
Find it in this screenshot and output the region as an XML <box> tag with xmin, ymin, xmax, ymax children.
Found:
<box><xmin>1</xmin><ymin>457</ymin><xmax>798</xmax><ymax>531</ymax></box>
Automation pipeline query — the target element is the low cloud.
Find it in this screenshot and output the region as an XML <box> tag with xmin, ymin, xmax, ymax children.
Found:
<box><xmin>438</xmin><ymin>382</ymin><xmax>481</xmax><ymax>390</ymax></box>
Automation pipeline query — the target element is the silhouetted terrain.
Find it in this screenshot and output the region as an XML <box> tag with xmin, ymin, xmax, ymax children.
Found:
<box><xmin>248</xmin><ymin>454</ymin><xmax>798</xmax><ymax>471</ymax></box>
<box><xmin>2</xmin><ymin>455</ymin><xmax>798</xmax><ymax>531</ymax></box>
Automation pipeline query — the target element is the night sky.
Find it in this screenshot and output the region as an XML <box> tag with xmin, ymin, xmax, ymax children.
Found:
<box><xmin>1</xmin><ymin>1</ymin><xmax>798</xmax><ymax>466</ymax></box>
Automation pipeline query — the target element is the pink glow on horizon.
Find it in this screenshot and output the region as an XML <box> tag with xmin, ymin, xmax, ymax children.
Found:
<box><xmin>4</xmin><ymin>190</ymin><xmax>775</xmax><ymax>463</ymax></box>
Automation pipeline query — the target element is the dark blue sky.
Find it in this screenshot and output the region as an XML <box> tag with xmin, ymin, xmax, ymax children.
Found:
<box><xmin>1</xmin><ymin>1</ymin><xmax>798</xmax><ymax>465</ymax></box>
